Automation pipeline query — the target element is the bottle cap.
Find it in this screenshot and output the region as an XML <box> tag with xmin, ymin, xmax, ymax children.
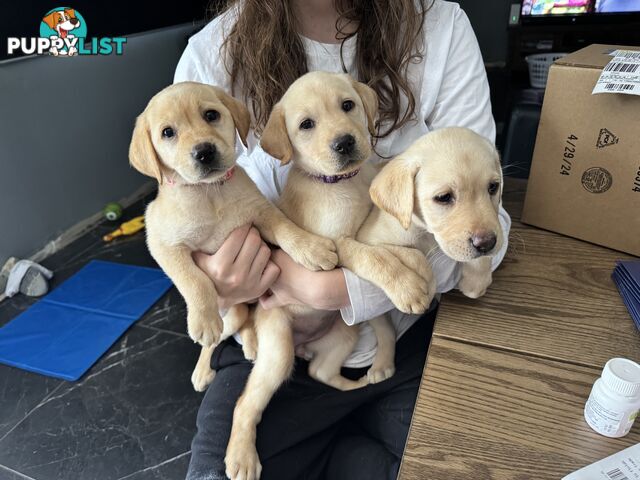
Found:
<box><xmin>602</xmin><ymin>358</ymin><xmax>640</xmax><ymax>398</ymax></box>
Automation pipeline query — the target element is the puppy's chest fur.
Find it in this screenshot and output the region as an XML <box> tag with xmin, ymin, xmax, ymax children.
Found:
<box><xmin>146</xmin><ymin>168</ymin><xmax>266</xmax><ymax>254</ymax></box>
<box><xmin>278</xmin><ymin>165</ymin><xmax>373</xmax><ymax>324</ymax></box>
<box><xmin>278</xmin><ymin>167</ymin><xmax>373</xmax><ymax>241</ymax></box>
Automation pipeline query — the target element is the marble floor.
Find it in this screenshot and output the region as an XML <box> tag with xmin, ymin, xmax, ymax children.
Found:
<box><xmin>0</xmin><ymin>199</ymin><xmax>202</xmax><ymax>480</ymax></box>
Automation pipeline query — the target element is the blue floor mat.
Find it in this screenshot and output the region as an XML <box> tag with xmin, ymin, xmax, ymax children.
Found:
<box><xmin>0</xmin><ymin>260</ymin><xmax>172</xmax><ymax>381</ymax></box>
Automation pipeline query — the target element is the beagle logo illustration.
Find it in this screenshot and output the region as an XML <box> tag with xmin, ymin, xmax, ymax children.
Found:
<box><xmin>6</xmin><ymin>7</ymin><xmax>126</xmax><ymax>57</ymax></box>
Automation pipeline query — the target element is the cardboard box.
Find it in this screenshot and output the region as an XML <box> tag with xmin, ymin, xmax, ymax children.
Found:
<box><xmin>522</xmin><ymin>44</ymin><xmax>640</xmax><ymax>257</ymax></box>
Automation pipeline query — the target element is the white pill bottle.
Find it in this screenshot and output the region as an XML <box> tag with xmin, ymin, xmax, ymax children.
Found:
<box><xmin>584</xmin><ymin>358</ymin><xmax>640</xmax><ymax>438</ymax></box>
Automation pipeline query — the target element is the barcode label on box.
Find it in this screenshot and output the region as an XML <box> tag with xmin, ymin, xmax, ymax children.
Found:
<box><xmin>617</xmin><ymin>51</ymin><xmax>640</xmax><ymax>60</ymax></box>
<box><xmin>609</xmin><ymin>50</ymin><xmax>640</xmax><ymax>60</ymax></box>
<box><xmin>606</xmin><ymin>468</ymin><xmax>630</xmax><ymax>480</ymax></box>
<box><xmin>593</xmin><ymin>50</ymin><xmax>640</xmax><ymax>96</ymax></box>
<box><xmin>562</xmin><ymin>444</ymin><xmax>640</xmax><ymax>480</ymax></box>
<box><xmin>604</xmin><ymin>63</ymin><xmax>639</xmax><ymax>73</ymax></box>
<box><xmin>604</xmin><ymin>83</ymin><xmax>637</xmax><ymax>92</ymax></box>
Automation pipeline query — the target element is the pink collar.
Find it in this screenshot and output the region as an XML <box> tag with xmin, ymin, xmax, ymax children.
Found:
<box><xmin>164</xmin><ymin>167</ymin><xmax>236</xmax><ymax>187</ymax></box>
<box><xmin>310</xmin><ymin>168</ymin><xmax>360</xmax><ymax>184</ymax></box>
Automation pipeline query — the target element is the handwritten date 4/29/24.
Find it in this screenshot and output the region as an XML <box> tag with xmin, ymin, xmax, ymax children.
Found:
<box><xmin>560</xmin><ymin>134</ymin><xmax>578</xmax><ymax>176</ymax></box>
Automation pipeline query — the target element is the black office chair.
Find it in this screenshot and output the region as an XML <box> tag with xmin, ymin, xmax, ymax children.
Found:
<box><xmin>501</xmin><ymin>92</ymin><xmax>543</xmax><ymax>179</ymax></box>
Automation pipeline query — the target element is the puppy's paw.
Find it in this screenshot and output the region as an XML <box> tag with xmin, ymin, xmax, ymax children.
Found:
<box><xmin>457</xmin><ymin>271</ymin><xmax>492</xmax><ymax>299</ymax></box>
<box><xmin>367</xmin><ymin>363</ymin><xmax>396</xmax><ymax>384</ymax></box>
<box><xmin>457</xmin><ymin>257</ymin><xmax>493</xmax><ymax>299</ymax></box>
<box><xmin>290</xmin><ymin>235</ymin><xmax>338</xmax><ymax>271</ymax></box>
<box><xmin>385</xmin><ymin>269</ymin><xmax>435</xmax><ymax>315</ymax></box>
<box><xmin>372</xmin><ymin>248</ymin><xmax>436</xmax><ymax>314</ymax></box>
<box><xmin>225</xmin><ymin>441</ymin><xmax>262</xmax><ymax>480</ymax></box>
<box><xmin>240</xmin><ymin>328</ymin><xmax>258</xmax><ymax>362</ymax></box>
<box><xmin>191</xmin><ymin>364</ymin><xmax>215</xmax><ymax>392</ymax></box>
<box><xmin>187</xmin><ymin>310</ymin><xmax>223</xmax><ymax>347</ymax></box>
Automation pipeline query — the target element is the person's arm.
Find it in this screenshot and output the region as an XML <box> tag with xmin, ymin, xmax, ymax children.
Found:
<box><xmin>423</xmin><ymin>5</ymin><xmax>510</xmax><ymax>284</ymax></box>
<box><xmin>174</xmin><ymin>15</ymin><xmax>234</xmax><ymax>89</ymax></box>
<box><xmin>339</xmin><ymin>270</ymin><xmax>395</xmax><ymax>325</ymax></box>
<box><xmin>424</xmin><ymin>6</ymin><xmax>496</xmax><ymax>142</ymax></box>
<box><xmin>338</xmin><ymin>5</ymin><xmax>511</xmax><ymax>325</ymax></box>
<box><xmin>258</xmin><ymin>250</ymin><xmax>349</xmax><ymax>311</ymax></box>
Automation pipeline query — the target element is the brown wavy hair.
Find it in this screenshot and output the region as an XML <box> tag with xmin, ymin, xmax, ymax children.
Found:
<box><xmin>212</xmin><ymin>0</ymin><xmax>430</xmax><ymax>137</ymax></box>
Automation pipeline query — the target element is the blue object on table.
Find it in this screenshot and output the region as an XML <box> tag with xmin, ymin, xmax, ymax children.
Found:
<box><xmin>613</xmin><ymin>260</ymin><xmax>640</xmax><ymax>330</ymax></box>
<box><xmin>0</xmin><ymin>260</ymin><xmax>172</xmax><ymax>381</ymax></box>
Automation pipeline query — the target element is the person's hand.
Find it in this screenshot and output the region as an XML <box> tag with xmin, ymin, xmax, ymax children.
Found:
<box><xmin>193</xmin><ymin>225</ymin><xmax>280</xmax><ymax>310</ymax></box>
<box><xmin>259</xmin><ymin>249</ymin><xmax>349</xmax><ymax>311</ymax></box>
<box><xmin>259</xmin><ymin>249</ymin><xmax>350</xmax><ymax>345</ymax></box>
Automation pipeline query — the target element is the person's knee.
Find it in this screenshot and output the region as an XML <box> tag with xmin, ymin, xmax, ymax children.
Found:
<box><xmin>186</xmin><ymin>456</ymin><xmax>228</xmax><ymax>480</ymax></box>
<box><xmin>325</xmin><ymin>434</ymin><xmax>399</xmax><ymax>480</ymax></box>
<box><xmin>350</xmin><ymin>380</ymin><xmax>420</xmax><ymax>460</ymax></box>
<box><xmin>188</xmin><ymin>406</ymin><xmax>231</xmax><ymax>480</ymax></box>
<box><xmin>188</xmin><ymin>361</ymin><xmax>251</xmax><ymax>480</ymax></box>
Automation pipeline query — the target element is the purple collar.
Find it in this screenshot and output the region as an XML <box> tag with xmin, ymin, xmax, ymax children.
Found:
<box><xmin>311</xmin><ymin>168</ymin><xmax>360</xmax><ymax>184</ymax></box>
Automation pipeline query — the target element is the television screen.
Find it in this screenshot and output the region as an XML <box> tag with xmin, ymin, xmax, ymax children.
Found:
<box><xmin>521</xmin><ymin>0</ymin><xmax>640</xmax><ymax>15</ymax></box>
<box><xmin>596</xmin><ymin>0</ymin><xmax>640</xmax><ymax>12</ymax></box>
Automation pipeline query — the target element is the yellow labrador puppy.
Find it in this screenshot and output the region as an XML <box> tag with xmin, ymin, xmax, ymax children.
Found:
<box><xmin>352</xmin><ymin>127</ymin><xmax>504</xmax><ymax>299</ymax></box>
<box><xmin>332</xmin><ymin>128</ymin><xmax>502</xmax><ymax>404</ymax></box>
<box><xmin>224</xmin><ymin>72</ymin><xmax>433</xmax><ymax>480</ymax></box>
<box><xmin>128</xmin><ymin>82</ymin><xmax>339</xmax><ymax>389</ymax></box>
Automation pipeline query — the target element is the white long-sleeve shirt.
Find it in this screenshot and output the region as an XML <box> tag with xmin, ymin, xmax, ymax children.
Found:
<box><xmin>174</xmin><ymin>0</ymin><xmax>512</xmax><ymax>368</ymax></box>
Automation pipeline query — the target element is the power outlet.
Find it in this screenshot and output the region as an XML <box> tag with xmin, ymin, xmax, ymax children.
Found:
<box><xmin>509</xmin><ymin>3</ymin><xmax>521</xmax><ymax>25</ymax></box>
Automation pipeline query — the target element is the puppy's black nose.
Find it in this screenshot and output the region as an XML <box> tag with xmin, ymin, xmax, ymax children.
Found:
<box><xmin>331</xmin><ymin>135</ymin><xmax>356</xmax><ymax>156</ymax></box>
<box><xmin>70</xmin><ymin>17</ymin><xmax>79</xmax><ymax>25</ymax></box>
<box><xmin>470</xmin><ymin>231</ymin><xmax>497</xmax><ymax>254</ymax></box>
<box><xmin>191</xmin><ymin>143</ymin><xmax>217</xmax><ymax>166</ymax></box>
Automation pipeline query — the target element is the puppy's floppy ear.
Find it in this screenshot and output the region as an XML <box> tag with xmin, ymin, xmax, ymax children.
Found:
<box><xmin>351</xmin><ymin>80</ymin><xmax>379</xmax><ymax>137</ymax></box>
<box><xmin>217</xmin><ymin>90</ymin><xmax>251</xmax><ymax>147</ymax></box>
<box><xmin>370</xmin><ymin>156</ymin><xmax>420</xmax><ymax>230</ymax></box>
<box><xmin>42</xmin><ymin>12</ymin><xmax>58</xmax><ymax>29</ymax></box>
<box><xmin>129</xmin><ymin>113</ymin><xmax>163</xmax><ymax>183</ymax></box>
<box><xmin>66</xmin><ymin>8</ymin><xmax>76</xmax><ymax>18</ymax></box>
<box><xmin>261</xmin><ymin>104</ymin><xmax>293</xmax><ymax>164</ymax></box>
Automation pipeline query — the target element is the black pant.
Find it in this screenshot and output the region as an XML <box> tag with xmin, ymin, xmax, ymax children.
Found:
<box><xmin>187</xmin><ymin>308</ymin><xmax>436</xmax><ymax>480</ymax></box>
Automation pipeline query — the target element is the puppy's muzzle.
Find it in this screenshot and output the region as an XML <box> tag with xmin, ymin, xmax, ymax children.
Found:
<box><xmin>191</xmin><ymin>142</ymin><xmax>219</xmax><ymax>168</ymax></box>
<box><xmin>331</xmin><ymin>134</ymin><xmax>356</xmax><ymax>157</ymax></box>
<box><xmin>331</xmin><ymin>134</ymin><xmax>363</xmax><ymax>171</ymax></box>
<box><xmin>470</xmin><ymin>230</ymin><xmax>497</xmax><ymax>255</ymax></box>
<box><xmin>70</xmin><ymin>17</ymin><xmax>79</xmax><ymax>26</ymax></box>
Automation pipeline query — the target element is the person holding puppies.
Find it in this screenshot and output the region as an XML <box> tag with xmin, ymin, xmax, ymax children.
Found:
<box><xmin>175</xmin><ymin>0</ymin><xmax>512</xmax><ymax>479</ymax></box>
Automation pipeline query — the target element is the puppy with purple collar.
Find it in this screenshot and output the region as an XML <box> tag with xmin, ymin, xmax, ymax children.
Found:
<box><xmin>223</xmin><ymin>71</ymin><xmax>434</xmax><ymax>480</ymax></box>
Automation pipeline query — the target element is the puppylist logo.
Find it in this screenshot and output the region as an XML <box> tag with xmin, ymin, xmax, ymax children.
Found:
<box><xmin>7</xmin><ymin>7</ymin><xmax>126</xmax><ymax>57</ymax></box>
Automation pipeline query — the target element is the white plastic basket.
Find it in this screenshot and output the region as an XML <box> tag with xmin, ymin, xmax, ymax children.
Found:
<box><xmin>525</xmin><ymin>53</ymin><xmax>568</xmax><ymax>89</ymax></box>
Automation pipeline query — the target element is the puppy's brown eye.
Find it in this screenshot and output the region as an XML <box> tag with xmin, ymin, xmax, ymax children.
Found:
<box><xmin>488</xmin><ymin>182</ymin><xmax>500</xmax><ymax>195</ymax></box>
<box><xmin>161</xmin><ymin>127</ymin><xmax>175</xmax><ymax>139</ymax></box>
<box><xmin>434</xmin><ymin>193</ymin><xmax>454</xmax><ymax>205</ymax></box>
<box><xmin>300</xmin><ymin>119</ymin><xmax>315</xmax><ymax>130</ymax></box>
<box><xmin>342</xmin><ymin>100</ymin><xmax>355</xmax><ymax>112</ymax></box>
<box><xmin>204</xmin><ymin>110</ymin><xmax>220</xmax><ymax>122</ymax></box>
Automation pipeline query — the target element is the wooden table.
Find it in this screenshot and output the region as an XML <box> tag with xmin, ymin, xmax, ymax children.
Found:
<box><xmin>399</xmin><ymin>178</ymin><xmax>640</xmax><ymax>480</ymax></box>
